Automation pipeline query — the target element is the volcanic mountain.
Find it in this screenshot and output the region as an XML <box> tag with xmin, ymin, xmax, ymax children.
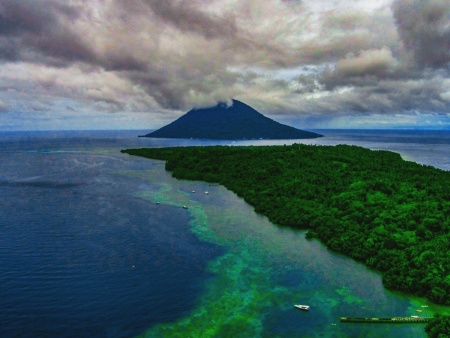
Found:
<box><xmin>143</xmin><ymin>99</ymin><xmax>322</xmax><ymax>140</ymax></box>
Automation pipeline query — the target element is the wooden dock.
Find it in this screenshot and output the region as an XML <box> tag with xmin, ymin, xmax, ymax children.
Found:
<box><xmin>340</xmin><ymin>317</ymin><xmax>431</xmax><ymax>324</ymax></box>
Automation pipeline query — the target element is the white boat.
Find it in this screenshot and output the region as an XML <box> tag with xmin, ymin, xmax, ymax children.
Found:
<box><xmin>294</xmin><ymin>305</ymin><xmax>310</xmax><ymax>311</ymax></box>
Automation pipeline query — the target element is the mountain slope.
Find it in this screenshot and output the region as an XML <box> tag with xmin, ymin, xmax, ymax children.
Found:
<box><xmin>143</xmin><ymin>100</ymin><xmax>322</xmax><ymax>140</ymax></box>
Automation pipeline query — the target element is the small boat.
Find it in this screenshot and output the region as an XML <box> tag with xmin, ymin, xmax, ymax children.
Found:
<box><xmin>416</xmin><ymin>310</ymin><xmax>423</xmax><ymax>313</ymax></box>
<box><xmin>421</xmin><ymin>305</ymin><xmax>429</xmax><ymax>308</ymax></box>
<box><xmin>182</xmin><ymin>205</ymin><xmax>188</xmax><ymax>209</ymax></box>
<box><xmin>294</xmin><ymin>305</ymin><xmax>310</xmax><ymax>311</ymax></box>
<box><xmin>205</xmin><ymin>191</ymin><xmax>209</xmax><ymax>195</ymax></box>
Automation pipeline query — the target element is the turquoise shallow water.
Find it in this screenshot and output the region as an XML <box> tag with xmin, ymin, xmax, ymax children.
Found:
<box><xmin>0</xmin><ymin>130</ymin><xmax>449</xmax><ymax>337</ymax></box>
<box><xmin>132</xmin><ymin>166</ymin><xmax>447</xmax><ymax>338</ymax></box>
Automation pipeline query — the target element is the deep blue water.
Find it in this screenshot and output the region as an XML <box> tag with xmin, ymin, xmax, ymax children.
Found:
<box><xmin>0</xmin><ymin>129</ymin><xmax>449</xmax><ymax>337</ymax></box>
<box><xmin>0</xmin><ymin>132</ymin><xmax>224</xmax><ymax>337</ymax></box>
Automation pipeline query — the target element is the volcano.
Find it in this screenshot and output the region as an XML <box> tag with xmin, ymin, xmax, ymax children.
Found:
<box><xmin>143</xmin><ymin>99</ymin><xmax>322</xmax><ymax>140</ymax></box>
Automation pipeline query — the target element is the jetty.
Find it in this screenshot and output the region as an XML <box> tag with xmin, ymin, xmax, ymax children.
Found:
<box><xmin>340</xmin><ymin>317</ymin><xmax>431</xmax><ymax>324</ymax></box>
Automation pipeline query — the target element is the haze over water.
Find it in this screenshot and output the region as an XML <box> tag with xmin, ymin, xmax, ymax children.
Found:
<box><xmin>0</xmin><ymin>130</ymin><xmax>449</xmax><ymax>337</ymax></box>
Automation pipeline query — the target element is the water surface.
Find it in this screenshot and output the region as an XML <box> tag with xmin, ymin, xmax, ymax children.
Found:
<box><xmin>1</xmin><ymin>130</ymin><xmax>449</xmax><ymax>337</ymax></box>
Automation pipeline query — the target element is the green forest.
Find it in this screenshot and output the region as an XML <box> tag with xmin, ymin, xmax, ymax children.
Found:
<box><xmin>122</xmin><ymin>144</ymin><xmax>450</xmax><ymax>334</ymax></box>
<box><xmin>425</xmin><ymin>314</ymin><xmax>450</xmax><ymax>337</ymax></box>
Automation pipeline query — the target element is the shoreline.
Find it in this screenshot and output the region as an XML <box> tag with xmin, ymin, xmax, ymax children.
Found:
<box><xmin>122</xmin><ymin>144</ymin><xmax>450</xmax><ymax>307</ymax></box>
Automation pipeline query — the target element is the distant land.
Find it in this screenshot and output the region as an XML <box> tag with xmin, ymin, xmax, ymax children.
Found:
<box><xmin>142</xmin><ymin>99</ymin><xmax>322</xmax><ymax>140</ymax></box>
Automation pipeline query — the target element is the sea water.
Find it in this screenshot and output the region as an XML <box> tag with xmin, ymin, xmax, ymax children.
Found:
<box><xmin>0</xmin><ymin>130</ymin><xmax>449</xmax><ymax>337</ymax></box>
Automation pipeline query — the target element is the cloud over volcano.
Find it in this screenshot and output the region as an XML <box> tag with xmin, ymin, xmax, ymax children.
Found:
<box><xmin>0</xmin><ymin>0</ymin><xmax>449</xmax><ymax>130</ymax></box>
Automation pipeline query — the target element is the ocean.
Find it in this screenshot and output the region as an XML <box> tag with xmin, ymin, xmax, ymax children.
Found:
<box><xmin>0</xmin><ymin>129</ymin><xmax>449</xmax><ymax>337</ymax></box>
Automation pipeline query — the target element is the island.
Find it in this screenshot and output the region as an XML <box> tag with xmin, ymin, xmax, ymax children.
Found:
<box><xmin>121</xmin><ymin>144</ymin><xmax>450</xmax><ymax>335</ymax></box>
<box><xmin>141</xmin><ymin>99</ymin><xmax>322</xmax><ymax>140</ymax></box>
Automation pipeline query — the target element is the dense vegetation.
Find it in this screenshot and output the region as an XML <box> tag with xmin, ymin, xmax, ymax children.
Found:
<box><xmin>122</xmin><ymin>144</ymin><xmax>450</xmax><ymax>306</ymax></box>
<box><xmin>425</xmin><ymin>315</ymin><xmax>450</xmax><ymax>337</ymax></box>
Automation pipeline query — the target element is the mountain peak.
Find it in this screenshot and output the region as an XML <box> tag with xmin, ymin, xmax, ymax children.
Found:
<box><xmin>143</xmin><ymin>100</ymin><xmax>322</xmax><ymax>140</ymax></box>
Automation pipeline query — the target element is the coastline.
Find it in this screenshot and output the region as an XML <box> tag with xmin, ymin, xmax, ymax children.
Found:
<box><xmin>122</xmin><ymin>144</ymin><xmax>450</xmax><ymax>306</ymax></box>
<box><xmin>2</xmin><ymin>129</ymin><xmax>449</xmax><ymax>337</ymax></box>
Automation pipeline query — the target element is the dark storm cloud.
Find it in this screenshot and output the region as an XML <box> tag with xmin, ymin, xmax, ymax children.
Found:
<box><xmin>0</xmin><ymin>38</ymin><xmax>19</xmax><ymax>61</ymax></box>
<box><xmin>393</xmin><ymin>0</ymin><xmax>450</xmax><ymax>68</ymax></box>
<box><xmin>0</xmin><ymin>0</ymin><xmax>97</xmax><ymax>65</ymax></box>
<box><xmin>0</xmin><ymin>0</ymin><xmax>53</xmax><ymax>36</ymax></box>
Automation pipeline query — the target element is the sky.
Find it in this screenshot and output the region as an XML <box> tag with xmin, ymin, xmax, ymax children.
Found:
<box><xmin>0</xmin><ymin>0</ymin><xmax>449</xmax><ymax>131</ymax></box>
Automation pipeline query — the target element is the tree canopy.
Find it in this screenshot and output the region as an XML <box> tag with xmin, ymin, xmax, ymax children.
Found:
<box><xmin>425</xmin><ymin>314</ymin><xmax>450</xmax><ymax>338</ymax></box>
<box><xmin>122</xmin><ymin>144</ymin><xmax>450</xmax><ymax>306</ymax></box>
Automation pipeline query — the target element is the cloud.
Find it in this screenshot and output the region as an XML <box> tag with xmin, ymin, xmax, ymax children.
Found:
<box><xmin>0</xmin><ymin>62</ymin><xmax>158</xmax><ymax>114</ymax></box>
<box><xmin>0</xmin><ymin>99</ymin><xmax>8</xmax><ymax>112</ymax></box>
<box><xmin>392</xmin><ymin>0</ymin><xmax>450</xmax><ymax>68</ymax></box>
<box><xmin>0</xmin><ymin>0</ymin><xmax>449</xmax><ymax>130</ymax></box>
<box><xmin>141</xmin><ymin>0</ymin><xmax>239</xmax><ymax>40</ymax></box>
<box><xmin>0</xmin><ymin>0</ymin><xmax>97</xmax><ymax>65</ymax></box>
<box><xmin>320</xmin><ymin>46</ymin><xmax>407</xmax><ymax>90</ymax></box>
<box><xmin>334</xmin><ymin>47</ymin><xmax>398</xmax><ymax>78</ymax></box>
